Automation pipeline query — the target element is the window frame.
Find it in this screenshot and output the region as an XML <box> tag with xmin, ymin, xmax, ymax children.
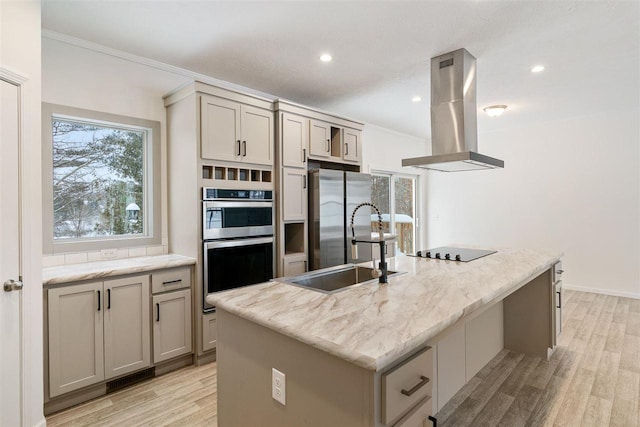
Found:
<box><xmin>42</xmin><ymin>103</ymin><xmax>161</xmax><ymax>254</ymax></box>
<box><xmin>371</xmin><ymin>169</ymin><xmax>420</xmax><ymax>254</ymax></box>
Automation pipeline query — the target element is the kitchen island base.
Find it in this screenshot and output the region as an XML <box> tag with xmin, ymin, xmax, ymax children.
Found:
<box><xmin>211</xmin><ymin>251</ymin><xmax>560</xmax><ymax>426</ymax></box>
<box><xmin>217</xmin><ymin>308</ymin><xmax>376</xmax><ymax>427</ymax></box>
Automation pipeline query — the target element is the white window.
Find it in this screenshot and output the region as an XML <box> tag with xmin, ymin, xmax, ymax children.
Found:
<box><xmin>371</xmin><ymin>172</ymin><xmax>418</xmax><ymax>254</ymax></box>
<box><xmin>42</xmin><ymin>104</ymin><xmax>161</xmax><ymax>254</ymax></box>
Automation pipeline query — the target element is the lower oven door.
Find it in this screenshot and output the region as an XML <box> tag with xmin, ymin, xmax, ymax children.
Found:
<box><xmin>203</xmin><ymin>236</ymin><xmax>274</xmax><ymax>311</ymax></box>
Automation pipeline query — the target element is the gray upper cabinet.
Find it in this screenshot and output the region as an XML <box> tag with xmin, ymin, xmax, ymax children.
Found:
<box><xmin>103</xmin><ymin>275</ymin><xmax>151</xmax><ymax>380</ymax></box>
<box><xmin>200</xmin><ymin>95</ymin><xmax>241</xmax><ymax>162</ymax></box>
<box><xmin>48</xmin><ymin>282</ymin><xmax>105</xmax><ymax>398</ymax></box>
<box><xmin>240</xmin><ymin>105</ymin><xmax>274</xmax><ymax>166</ymax></box>
<box><xmin>200</xmin><ymin>94</ymin><xmax>274</xmax><ymax>166</ymax></box>
<box><xmin>343</xmin><ymin>128</ymin><xmax>361</xmax><ymax>163</ymax></box>
<box><xmin>281</xmin><ymin>113</ymin><xmax>308</xmax><ymax>168</ymax></box>
<box><xmin>309</xmin><ymin>119</ymin><xmax>331</xmax><ymax>159</ymax></box>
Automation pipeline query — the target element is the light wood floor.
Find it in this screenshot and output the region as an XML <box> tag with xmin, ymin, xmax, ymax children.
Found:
<box><xmin>46</xmin><ymin>290</ymin><xmax>640</xmax><ymax>427</ymax></box>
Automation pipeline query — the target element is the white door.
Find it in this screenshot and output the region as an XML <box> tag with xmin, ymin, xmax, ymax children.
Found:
<box><xmin>0</xmin><ymin>78</ymin><xmax>23</xmax><ymax>426</ymax></box>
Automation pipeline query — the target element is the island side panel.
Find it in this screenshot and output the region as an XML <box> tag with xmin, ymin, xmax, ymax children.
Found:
<box><xmin>216</xmin><ymin>308</ymin><xmax>375</xmax><ymax>427</ymax></box>
<box><xmin>503</xmin><ymin>268</ymin><xmax>553</xmax><ymax>358</ymax></box>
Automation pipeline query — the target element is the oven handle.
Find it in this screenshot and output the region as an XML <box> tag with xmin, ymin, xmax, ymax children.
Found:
<box><xmin>204</xmin><ymin>236</ymin><xmax>274</xmax><ymax>250</ymax></box>
<box><xmin>203</xmin><ymin>201</ymin><xmax>273</xmax><ymax>208</ymax></box>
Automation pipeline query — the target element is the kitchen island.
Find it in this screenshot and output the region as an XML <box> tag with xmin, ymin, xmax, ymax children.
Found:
<box><xmin>208</xmin><ymin>247</ymin><xmax>561</xmax><ymax>427</ymax></box>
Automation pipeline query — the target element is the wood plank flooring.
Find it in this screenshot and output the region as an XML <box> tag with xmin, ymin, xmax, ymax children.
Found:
<box><xmin>46</xmin><ymin>290</ymin><xmax>640</xmax><ymax>427</ymax></box>
<box><xmin>439</xmin><ymin>290</ymin><xmax>640</xmax><ymax>427</ymax></box>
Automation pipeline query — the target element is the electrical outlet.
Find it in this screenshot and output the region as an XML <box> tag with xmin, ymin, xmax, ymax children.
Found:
<box><xmin>100</xmin><ymin>249</ymin><xmax>117</xmax><ymax>259</ymax></box>
<box><xmin>272</xmin><ymin>368</ymin><xmax>286</xmax><ymax>405</ymax></box>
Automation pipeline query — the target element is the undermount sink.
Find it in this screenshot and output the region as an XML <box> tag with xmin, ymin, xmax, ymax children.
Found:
<box><xmin>277</xmin><ymin>264</ymin><xmax>403</xmax><ymax>294</ymax></box>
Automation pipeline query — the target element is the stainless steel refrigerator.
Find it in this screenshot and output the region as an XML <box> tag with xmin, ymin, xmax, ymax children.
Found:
<box><xmin>308</xmin><ymin>169</ymin><xmax>372</xmax><ymax>270</ymax></box>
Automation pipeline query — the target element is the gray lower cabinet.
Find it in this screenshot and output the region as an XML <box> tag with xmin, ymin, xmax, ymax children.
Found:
<box><xmin>48</xmin><ymin>282</ymin><xmax>104</xmax><ymax>398</ymax></box>
<box><xmin>104</xmin><ymin>275</ymin><xmax>151</xmax><ymax>379</ymax></box>
<box><xmin>202</xmin><ymin>312</ymin><xmax>217</xmax><ymax>352</ymax></box>
<box><xmin>48</xmin><ymin>275</ymin><xmax>151</xmax><ymax>398</ymax></box>
<box><xmin>153</xmin><ymin>289</ymin><xmax>192</xmax><ymax>363</ymax></box>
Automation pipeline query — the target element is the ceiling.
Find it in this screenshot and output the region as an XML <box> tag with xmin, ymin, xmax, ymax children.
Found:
<box><xmin>42</xmin><ymin>1</ymin><xmax>639</xmax><ymax>139</ymax></box>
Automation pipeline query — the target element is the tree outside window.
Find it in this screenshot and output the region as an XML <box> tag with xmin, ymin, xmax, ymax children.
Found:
<box><xmin>52</xmin><ymin>118</ymin><xmax>146</xmax><ymax>240</ymax></box>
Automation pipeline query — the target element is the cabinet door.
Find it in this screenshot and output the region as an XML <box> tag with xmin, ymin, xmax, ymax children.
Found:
<box><xmin>200</xmin><ymin>95</ymin><xmax>241</xmax><ymax>162</ymax></box>
<box><xmin>343</xmin><ymin>128</ymin><xmax>361</xmax><ymax>163</ymax></box>
<box><xmin>48</xmin><ymin>282</ymin><xmax>104</xmax><ymax>398</ymax></box>
<box><xmin>281</xmin><ymin>113</ymin><xmax>308</xmax><ymax>168</ymax></box>
<box><xmin>153</xmin><ymin>289</ymin><xmax>193</xmax><ymax>363</ymax></box>
<box><xmin>282</xmin><ymin>168</ymin><xmax>307</xmax><ymax>221</ymax></box>
<box><xmin>240</xmin><ymin>105</ymin><xmax>274</xmax><ymax>166</ymax></box>
<box><xmin>309</xmin><ymin>119</ymin><xmax>331</xmax><ymax>158</ymax></box>
<box><xmin>283</xmin><ymin>253</ymin><xmax>307</xmax><ymax>276</ymax></box>
<box><xmin>202</xmin><ymin>311</ymin><xmax>217</xmax><ymax>352</ymax></box>
<box><xmin>104</xmin><ymin>275</ymin><xmax>151</xmax><ymax>380</ymax></box>
<box><xmin>436</xmin><ymin>321</ymin><xmax>466</xmax><ymax>411</ymax></box>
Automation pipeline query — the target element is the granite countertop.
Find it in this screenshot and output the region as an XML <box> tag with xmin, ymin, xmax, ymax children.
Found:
<box><xmin>43</xmin><ymin>254</ymin><xmax>196</xmax><ymax>286</ymax></box>
<box><xmin>208</xmin><ymin>247</ymin><xmax>561</xmax><ymax>372</ymax></box>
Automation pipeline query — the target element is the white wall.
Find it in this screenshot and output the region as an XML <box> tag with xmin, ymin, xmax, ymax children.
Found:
<box><xmin>1</xmin><ymin>1</ymin><xmax>44</xmax><ymax>425</ymax></box>
<box><xmin>42</xmin><ymin>37</ymin><xmax>191</xmax><ymax>265</ymax></box>
<box><xmin>426</xmin><ymin>110</ymin><xmax>640</xmax><ymax>298</ymax></box>
<box><xmin>362</xmin><ymin>125</ymin><xmax>429</xmax><ymax>248</ymax></box>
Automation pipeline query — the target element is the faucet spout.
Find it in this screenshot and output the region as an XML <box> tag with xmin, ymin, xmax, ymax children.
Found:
<box><xmin>350</xmin><ymin>202</ymin><xmax>388</xmax><ymax>284</ymax></box>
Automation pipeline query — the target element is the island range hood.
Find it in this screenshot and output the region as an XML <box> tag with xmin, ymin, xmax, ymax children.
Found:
<box><xmin>402</xmin><ymin>48</ymin><xmax>504</xmax><ymax>172</ymax></box>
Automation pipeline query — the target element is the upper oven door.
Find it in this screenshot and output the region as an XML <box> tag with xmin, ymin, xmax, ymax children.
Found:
<box><xmin>203</xmin><ymin>200</ymin><xmax>273</xmax><ymax>239</ymax></box>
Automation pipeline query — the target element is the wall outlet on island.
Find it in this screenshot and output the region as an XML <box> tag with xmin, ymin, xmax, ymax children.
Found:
<box><xmin>100</xmin><ymin>248</ymin><xmax>118</xmax><ymax>259</ymax></box>
<box><xmin>272</xmin><ymin>368</ymin><xmax>286</xmax><ymax>405</ymax></box>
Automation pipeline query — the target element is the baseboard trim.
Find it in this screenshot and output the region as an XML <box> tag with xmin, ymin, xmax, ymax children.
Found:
<box><xmin>563</xmin><ymin>283</ymin><xmax>640</xmax><ymax>300</ymax></box>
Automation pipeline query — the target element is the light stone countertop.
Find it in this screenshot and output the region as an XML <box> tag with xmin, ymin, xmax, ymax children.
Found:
<box><xmin>43</xmin><ymin>254</ymin><xmax>196</xmax><ymax>286</ymax></box>
<box><xmin>208</xmin><ymin>247</ymin><xmax>562</xmax><ymax>372</ymax></box>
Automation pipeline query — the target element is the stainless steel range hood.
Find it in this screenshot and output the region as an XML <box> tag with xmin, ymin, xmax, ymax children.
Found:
<box><xmin>402</xmin><ymin>48</ymin><xmax>504</xmax><ymax>172</ymax></box>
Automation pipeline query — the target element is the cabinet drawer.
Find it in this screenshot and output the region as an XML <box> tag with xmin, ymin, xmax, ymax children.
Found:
<box><xmin>151</xmin><ymin>267</ymin><xmax>190</xmax><ymax>294</ymax></box>
<box><xmin>393</xmin><ymin>396</ymin><xmax>434</xmax><ymax>427</ymax></box>
<box><xmin>382</xmin><ymin>346</ymin><xmax>433</xmax><ymax>425</ymax></box>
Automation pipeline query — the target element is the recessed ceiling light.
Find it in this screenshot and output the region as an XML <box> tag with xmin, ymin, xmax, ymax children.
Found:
<box><xmin>320</xmin><ymin>53</ymin><xmax>332</xmax><ymax>62</ymax></box>
<box><xmin>483</xmin><ymin>105</ymin><xmax>508</xmax><ymax>117</ymax></box>
<box><xmin>531</xmin><ymin>65</ymin><xmax>545</xmax><ymax>73</ymax></box>
<box><xmin>411</xmin><ymin>96</ymin><xmax>422</xmax><ymax>102</ymax></box>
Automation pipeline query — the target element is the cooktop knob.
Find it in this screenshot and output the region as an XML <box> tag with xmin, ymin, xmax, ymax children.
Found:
<box><xmin>445</xmin><ymin>253</ymin><xmax>451</xmax><ymax>260</ymax></box>
<box><xmin>455</xmin><ymin>254</ymin><xmax>461</xmax><ymax>261</ymax></box>
<box><xmin>435</xmin><ymin>252</ymin><xmax>441</xmax><ymax>259</ymax></box>
<box><xmin>416</xmin><ymin>251</ymin><xmax>422</xmax><ymax>257</ymax></box>
<box><xmin>426</xmin><ymin>251</ymin><xmax>431</xmax><ymax>258</ymax></box>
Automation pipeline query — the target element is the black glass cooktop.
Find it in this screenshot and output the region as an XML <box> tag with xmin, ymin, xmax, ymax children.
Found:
<box><xmin>414</xmin><ymin>247</ymin><xmax>497</xmax><ymax>262</ymax></box>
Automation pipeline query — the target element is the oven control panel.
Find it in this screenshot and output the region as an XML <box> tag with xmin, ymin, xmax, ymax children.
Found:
<box><xmin>203</xmin><ymin>188</ymin><xmax>273</xmax><ymax>201</ymax></box>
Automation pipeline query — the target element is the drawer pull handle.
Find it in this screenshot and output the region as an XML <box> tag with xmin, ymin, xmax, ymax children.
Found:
<box><xmin>162</xmin><ymin>279</ymin><xmax>182</xmax><ymax>286</ymax></box>
<box><xmin>557</xmin><ymin>290</ymin><xmax>562</xmax><ymax>309</ymax></box>
<box><xmin>428</xmin><ymin>415</ymin><xmax>438</xmax><ymax>426</ymax></box>
<box><xmin>401</xmin><ymin>375</ymin><xmax>430</xmax><ymax>396</ymax></box>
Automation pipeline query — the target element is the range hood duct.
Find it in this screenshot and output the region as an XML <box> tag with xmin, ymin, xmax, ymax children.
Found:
<box><xmin>402</xmin><ymin>48</ymin><xmax>504</xmax><ymax>172</ymax></box>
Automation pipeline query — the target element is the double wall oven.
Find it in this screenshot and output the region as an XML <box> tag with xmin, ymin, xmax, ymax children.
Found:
<box><xmin>202</xmin><ymin>188</ymin><xmax>274</xmax><ymax>312</ymax></box>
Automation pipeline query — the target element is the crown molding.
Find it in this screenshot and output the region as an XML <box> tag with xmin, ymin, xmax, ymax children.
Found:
<box><xmin>41</xmin><ymin>29</ymin><xmax>278</xmax><ymax>100</ymax></box>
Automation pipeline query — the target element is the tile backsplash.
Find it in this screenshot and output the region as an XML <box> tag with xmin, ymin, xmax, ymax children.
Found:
<box><xmin>42</xmin><ymin>245</ymin><xmax>169</xmax><ymax>268</ymax></box>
